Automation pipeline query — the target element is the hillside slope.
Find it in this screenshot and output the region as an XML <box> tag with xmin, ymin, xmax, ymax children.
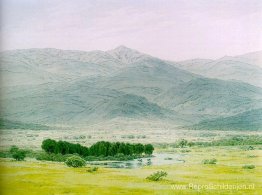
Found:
<box><xmin>1</xmin><ymin>47</ymin><xmax>261</xmax><ymax>129</ymax></box>
<box><xmin>175</xmin><ymin>51</ymin><xmax>262</xmax><ymax>87</ymax></box>
<box><xmin>185</xmin><ymin>109</ymin><xmax>262</xmax><ymax>130</ymax></box>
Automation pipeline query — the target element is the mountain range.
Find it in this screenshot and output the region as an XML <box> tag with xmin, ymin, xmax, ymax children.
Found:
<box><xmin>0</xmin><ymin>46</ymin><xmax>261</xmax><ymax>130</ymax></box>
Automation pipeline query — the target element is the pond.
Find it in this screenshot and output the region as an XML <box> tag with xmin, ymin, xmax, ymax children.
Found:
<box><xmin>86</xmin><ymin>152</ymin><xmax>187</xmax><ymax>169</ymax></box>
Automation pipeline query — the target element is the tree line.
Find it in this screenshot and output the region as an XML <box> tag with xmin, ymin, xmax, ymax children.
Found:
<box><xmin>42</xmin><ymin>139</ymin><xmax>154</xmax><ymax>157</ymax></box>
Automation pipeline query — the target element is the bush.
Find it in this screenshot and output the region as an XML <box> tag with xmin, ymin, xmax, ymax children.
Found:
<box><xmin>36</xmin><ymin>152</ymin><xmax>68</xmax><ymax>162</ymax></box>
<box><xmin>242</xmin><ymin>164</ymin><xmax>255</xmax><ymax>169</ymax></box>
<box><xmin>10</xmin><ymin>145</ymin><xmax>19</xmax><ymax>153</ymax></box>
<box><xmin>87</xmin><ymin>167</ymin><xmax>98</xmax><ymax>173</ymax></box>
<box><xmin>12</xmin><ymin>150</ymin><xmax>26</xmax><ymax>161</ymax></box>
<box><xmin>144</xmin><ymin>144</ymin><xmax>154</xmax><ymax>155</ymax></box>
<box><xmin>178</xmin><ymin>139</ymin><xmax>188</xmax><ymax>148</ymax></box>
<box><xmin>0</xmin><ymin>151</ymin><xmax>8</xmax><ymax>158</ymax></box>
<box><xmin>202</xmin><ymin>158</ymin><xmax>217</xmax><ymax>164</ymax></box>
<box><xmin>65</xmin><ymin>155</ymin><xmax>86</xmax><ymax>168</ymax></box>
<box><xmin>146</xmin><ymin>171</ymin><xmax>168</xmax><ymax>181</ymax></box>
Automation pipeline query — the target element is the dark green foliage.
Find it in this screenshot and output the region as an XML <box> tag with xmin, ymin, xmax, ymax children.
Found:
<box><xmin>65</xmin><ymin>155</ymin><xmax>86</xmax><ymax>168</ymax></box>
<box><xmin>146</xmin><ymin>171</ymin><xmax>168</xmax><ymax>181</ymax></box>
<box><xmin>41</xmin><ymin>139</ymin><xmax>89</xmax><ymax>156</ymax></box>
<box><xmin>242</xmin><ymin>164</ymin><xmax>255</xmax><ymax>169</ymax></box>
<box><xmin>12</xmin><ymin>150</ymin><xmax>26</xmax><ymax>161</ymax></box>
<box><xmin>9</xmin><ymin>146</ymin><xmax>26</xmax><ymax>161</ymax></box>
<box><xmin>41</xmin><ymin>139</ymin><xmax>57</xmax><ymax>153</ymax></box>
<box><xmin>0</xmin><ymin>151</ymin><xmax>9</xmax><ymax>158</ymax></box>
<box><xmin>202</xmin><ymin>158</ymin><xmax>217</xmax><ymax>164</ymax></box>
<box><xmin>144</xmin><ymin>144</ymin><xmax>154</xmax><ymax>155</ymax></box>
<box><xmin>41</xmin><ymin>139</ymin><xmax>154</xmax><ymax>158</ymax></box>
<box><xmin>134</xmin><ymin>143</ymin><xmax>144</xmax><ymax>154</ymax></box>
<box><xmin>9</xmin><ymin>145</ymin><xmax>19</xmax><ymax>153</ymax></box>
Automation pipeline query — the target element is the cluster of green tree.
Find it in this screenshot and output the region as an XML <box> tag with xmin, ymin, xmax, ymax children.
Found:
<box><xmin>89</xmin><ymin>141</ymin><xmax>154</xmax><ymax>156</ymax></box>
<box><xmin>42</xmin><ymin>139</ymin><xmax>89</xmax><ymax>156</ymax></box>
<box><xmin>9</xmin><ymin>146</ymin><xmax>26</xmax><ymax>161</ymax></box>
<box><xmin>41</xmin><ymin>139</ymin><xmax>154</xmax><ymax>157</ymax></box>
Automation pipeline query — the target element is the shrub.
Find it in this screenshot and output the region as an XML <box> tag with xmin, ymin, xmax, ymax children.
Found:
<box><xmin>0</xmin><ymin>151</ymin><xmax>8</xmax><ymax>158</ymax></box>
<box><xmin>12</xmin><ymin>150</ymin><xmax>26</xmax><ymax>161</ymax></box>
<box><xmin>9</xmin><ymin>145</ymin><xmax>19</xmax><ymax>153</ymax></box>
<box><xmin>65</xmin><ymin>155</ymin><xmax>86</xmax><ymax>168</ymax></box>
<box><xmin>87</xmin><ymin>167</ymin><xmax>98</xmax><ymax>173</ymax></box>
<box><xmin>146</xmin><ymin>171</ymin><xmax>168</xmax><ymax>181</ymax></box>
<box><xmin>178</xmin><ymin>139</ymin><xmax>188</xmax><ymax>148</ymax></box>
<box><xmin>202</xmin><ymin>158</ymin><xmax>217</xmax><ymax>164</ymax></box>
<box><xmin>242</xmin><ymin>165</ymin><xmax>255</xmax><ymax>169</ymax></box>
<box><xmin>144</xmin><ymin>144</ymin><xmax>154</xmax><ymax>155</ymax></box>
<box><xmin>36</xmin><ymin>152</ymin><xmax>68</xmax><ymax>162</ymax></box>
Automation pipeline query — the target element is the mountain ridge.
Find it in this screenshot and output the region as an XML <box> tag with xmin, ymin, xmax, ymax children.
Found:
<box><xmin>1</xmin><ymin>46</ymin><xmax>261</xmax><ymax>130</ymax></box>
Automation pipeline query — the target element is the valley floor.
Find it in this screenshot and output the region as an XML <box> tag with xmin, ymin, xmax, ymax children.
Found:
<box><xmin>1</xmin><ymin>128</ymin><xmax>261</xmax><ymax>150</ymax></box>
<box><xmin>0</xmin><ymin>145</ymin><xmax>261</xmax><ymax>195</ymax></box>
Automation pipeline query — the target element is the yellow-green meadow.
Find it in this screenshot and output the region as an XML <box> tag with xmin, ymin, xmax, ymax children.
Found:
<box><xmin>1</xmin><ymin>145</ymin><xmax>261</xmax><ymax>195</ymax></box>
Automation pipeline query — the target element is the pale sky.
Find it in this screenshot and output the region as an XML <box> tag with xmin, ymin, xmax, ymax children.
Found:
<box><xmin>1</xmin><ymin>0</ymin><xmax>261</xmax><ymax>60</ymax></box>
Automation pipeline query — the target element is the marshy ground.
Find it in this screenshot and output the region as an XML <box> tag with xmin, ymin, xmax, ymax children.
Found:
<box><xmin>0</xmin><ymin>143</ymin><xmax>261</xmax><ymax>195</ymax></box>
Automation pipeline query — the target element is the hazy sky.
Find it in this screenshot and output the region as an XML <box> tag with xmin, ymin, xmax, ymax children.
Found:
<box><xmin>1</xmin><ymin>0</ymin><xmax>261</xmax><ymax>60</ymax></box>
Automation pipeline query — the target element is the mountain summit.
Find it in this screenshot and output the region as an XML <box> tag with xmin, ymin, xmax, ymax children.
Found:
<box><xmin>0</xmin><ymin>47</ymin><xmax>261</xmax><ymax>130</ymax></box>
<box><xmin>107</xmin><ymin>45</ymin><xmax>149</xmax><ymax>64</ymax></box>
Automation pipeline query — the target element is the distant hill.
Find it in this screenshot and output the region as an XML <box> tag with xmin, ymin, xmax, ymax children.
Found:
<box><xmin>184</xmin><ymin>109</ymin><xmax>262</xmax><ymax>130</ymax></box>
<box><xmin>175</xmin><ymin>51</ymin><xmax>262</xmax><ymax>87</ymax></box>
<box><xmin>1</xmin><ymin>46</ymin><xmax>261</xmax><ymax>129</ymax></box>
<box><xmin>155</xmin><ymin>78</ymin><xmax>262</xmax><ymax>117</ymax></box>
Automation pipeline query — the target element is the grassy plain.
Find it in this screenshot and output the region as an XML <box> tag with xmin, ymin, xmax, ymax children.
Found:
<box><xmin>0</xmin><ymin>145</ymin><xmax>261</xmax><ymax>195</ymax></box>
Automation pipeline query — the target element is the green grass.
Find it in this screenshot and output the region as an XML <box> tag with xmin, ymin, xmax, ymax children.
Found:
<box><xmin>0</xmin><ymin>145</ymin><xmax>261</xmax><ymax>195</ymax></box>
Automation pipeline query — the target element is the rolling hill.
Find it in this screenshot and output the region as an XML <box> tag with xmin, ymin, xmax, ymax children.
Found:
<box><xmin>175</xmin><ymin>51</ymin><xmax>262</xmax><ymax>87</ymax></box>
<box><xmin>0</xmin><ymin>46</ymin><xmax>261</xmax><ymax>130</ymax></box>
<box><xmin>155</xmin><ymin>78</ymin><xmax>262</xmax><ymax>117</ymax></box>
<box><xmin>184</xmin><ymin>109</ymin><xmax>262</xmax><ymax>130</ymax></box>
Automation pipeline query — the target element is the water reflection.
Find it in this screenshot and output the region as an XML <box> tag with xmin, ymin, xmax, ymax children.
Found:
<box><xmin>86</xmin><ymin>153</ymin><xmax>186</xmax><ymax>169</ymax></box>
